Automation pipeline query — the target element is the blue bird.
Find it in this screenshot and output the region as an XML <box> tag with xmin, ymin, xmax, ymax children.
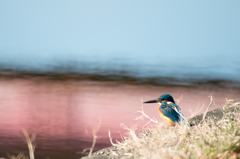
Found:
<box><xmin>143</xmin><ymin>94</ymin><xmax>184</xmax><ymax>126</ymax></box>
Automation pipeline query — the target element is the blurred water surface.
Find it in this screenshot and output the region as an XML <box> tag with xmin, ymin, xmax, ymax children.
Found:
<box><xmin>1</xmin><ymin>51</ymin><xmax>240</xmax><ymax>84</ymax></box>
<box><xmin>0</xmin><ymin>77</ymin><xmax>240</xmax><ymax>159</ymax></box>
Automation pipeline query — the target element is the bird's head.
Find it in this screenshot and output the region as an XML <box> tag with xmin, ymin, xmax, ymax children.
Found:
<box><xmin>143</xmin><ymin>94</ymin><xmax>175</xmax><ymax>104</ymax></box>
<box><xmin>157</xmin><ymin>94</ymin><xmax>175</xmax><ymax>104</ymax></box>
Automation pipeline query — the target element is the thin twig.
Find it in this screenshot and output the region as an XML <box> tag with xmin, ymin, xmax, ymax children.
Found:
<box><xmin>6</xmin><ymin>153</ymin><xmax>25</xmax><ymax>159</ymax></box>
<box><xmin>135</xmin><ymin>99</ymin><xmax>158</xmax><ymax>124</ymax></box>
<box><xmin>202</xmin><ymin>95</ymin><xmax>214</xmax><ymax>123</ymax></box>
<box><xmin>176</xmin><ymin>95</ymin><xmax>183</xmax><ymax>105</ymax></box>
<box><xmin>109</xmin><ymin>130</ymin><xmax>117</xmax><ymax>146</ymax></box>
<box><xmin>22</xmin><ymin>129</ymin><xmax>35</xmax><ymax>159</ymax></box>
<box><xmin>120</xmin><ymin>123</ymin><xmax>140</xmax><ymax>147</ymax></box>
<box><xmin>88</xmin><ymin>118</ymin><xmax>101</xmax><ymax>158</ymax></box>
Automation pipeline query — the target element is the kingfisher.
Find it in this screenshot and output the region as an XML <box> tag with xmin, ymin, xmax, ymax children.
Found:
<box><xmin>143</xmin><ymin>94</ymin><xmax>184</xmax><ymax>126</ymax></box>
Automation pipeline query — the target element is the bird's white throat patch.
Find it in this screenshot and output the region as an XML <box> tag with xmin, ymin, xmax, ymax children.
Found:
<box><xmin>158</xmin><ymin>101</ymin><xmax>173</xmax><ymax>106</ymax></box>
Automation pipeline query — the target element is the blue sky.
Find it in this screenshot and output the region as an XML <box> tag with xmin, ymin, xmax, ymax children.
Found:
<box><xmin>1</xmin><ymin>0</ymin><xmax>239</xmax><ymax>54</ymax></box>
<box><xmin>0</xmin><ymin>0</ymin><xmax>240</xmax><ymax>80</ymax></box>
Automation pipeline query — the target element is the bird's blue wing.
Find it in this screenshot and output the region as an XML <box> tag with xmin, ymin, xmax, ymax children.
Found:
<box><xmin>175</xmin><ymin>104</ymin><xmax>185</xmax><ymax>122</ymax></box>
<box><xmin>160</xmin><ymin>102</ymin><xmax>184</xmax><ymax>122</ymax></box>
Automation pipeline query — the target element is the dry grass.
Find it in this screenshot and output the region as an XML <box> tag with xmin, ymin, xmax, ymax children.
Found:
<box><xmin>108</xmin><ymin>99</ymin><xmax>240</xmax><ymax>159</ymax></box>
<box><xmin>81</xmin><ymin>118</ymin><xmax>101</xmax><ymax>158</ymax></box>
<box><xmin>6</xmin><ymin>129</ymin><xmax>35</xmax><ymax>159</ymax></box>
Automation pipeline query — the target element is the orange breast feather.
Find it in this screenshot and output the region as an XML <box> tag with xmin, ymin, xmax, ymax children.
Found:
<box><xmin>158</xmin><ymin>106</ymin><xmax>175</xmax><ymax>126</ymax></box>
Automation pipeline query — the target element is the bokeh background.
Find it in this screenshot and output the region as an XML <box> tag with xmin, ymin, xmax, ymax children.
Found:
<box><xmin>0</xmin><ymin>1</ymin><xmax>240</xmax><ymax>159</ymax></box>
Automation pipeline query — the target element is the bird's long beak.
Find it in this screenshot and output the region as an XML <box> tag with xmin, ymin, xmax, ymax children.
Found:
<box><xmin>143</xmin><ymin>99</ymin><xmax>158</xmax><ymax>103</ymax></box>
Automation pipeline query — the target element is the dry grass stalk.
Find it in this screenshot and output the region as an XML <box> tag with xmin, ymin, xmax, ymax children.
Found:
<box><xmin>89</xmin><ymin>123</ymin><xmax>101</xmax><ymax>157</ymax></box>
<box><xmin>176</xmin><ymin>95</ymin><xmax>183</xmax><ymax>105</ymax></box>
<box><xmin>135</xmin><ymin>99</ymin><xmax>158</xmax><ymax>126</ymax></box>
<box><xmin>202</xmin><ymin>95</ymin><xmax>214</xmax><ymax>123</ymax></box>
<box><xmin>6</xmin><ymin>129</ymin><xmax>36</xmax><ymax>159</ymax></box>
<box><xmin>85</xmin><ymin>119</ymin><xmax>101</xmax><ymax>158</ymax></box>
<box><xmin>6</xmin><ymin>153</ymin><xmax>26</xmax><ymax>159</ymax></box>
<box><xmin>109</xmin><ymin>130</ymin><xmax>118</xmax><ymax>146</ymax></box>
<box><xmin>22</xmin><ymin>129</ymin><xmax>36</xmax><ymax>159</ymax></box>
